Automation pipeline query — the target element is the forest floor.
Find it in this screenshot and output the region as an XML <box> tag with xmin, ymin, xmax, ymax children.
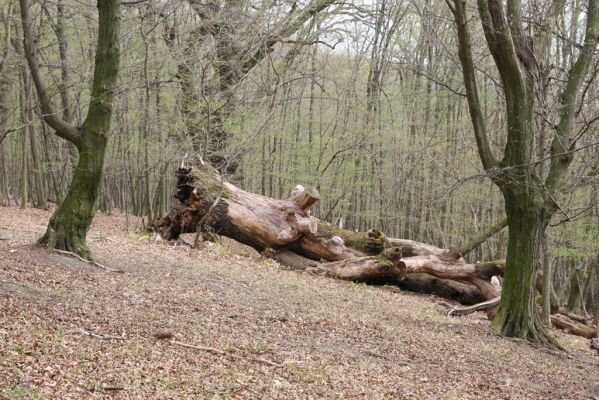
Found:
<box><xmin>0</xmin><ymin>206</ymin><xmax>598</xmax><ymax>400</ymax></box>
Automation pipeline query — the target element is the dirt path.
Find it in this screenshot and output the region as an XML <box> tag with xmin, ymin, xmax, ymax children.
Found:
<box><xmin>1</xmin><ymin>206</ymin><xmax>598</xmax><ymax>399</ymax></box>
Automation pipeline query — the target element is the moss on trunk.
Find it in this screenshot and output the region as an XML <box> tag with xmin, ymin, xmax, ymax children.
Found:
<box><xmin>38</xmin><ymin>136</ymin><xmax>108</xmax><ymax>259</ymax></box>
<box><xmin>315</xmin><ymin>222</ymin><xmax>390</xmax><ymax>255</ymax></box>
<box><xmin>491</xmin><ymin>190</ymin><xmax>560</xmax><ymax>348</ymax></box>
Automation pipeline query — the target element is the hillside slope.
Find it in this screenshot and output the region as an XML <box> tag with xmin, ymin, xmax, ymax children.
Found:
<box><xmin>1</xmin><ymin>207</ymin><xmax>598</xmax><ymax>399</ymax></box>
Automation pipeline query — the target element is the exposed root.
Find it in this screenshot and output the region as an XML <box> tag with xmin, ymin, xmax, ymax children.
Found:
<box><xmin>493</xmin><ymin>311</ymin><xmax>563</xmax><ymax>350</ymax></box>
<box><xmin>447</xmin><ymin>297</ymin><xmax>500</xmax><ymax>317</ymax></box>
<box><xmin>51</xmin><ymin>248</ymin><xmax>124</xmax><ymax>273</ymax></box>
<box><xmin>38</xmin><ymin>227</ymin><xmax>93</xmax><ymax>261</ymax></box>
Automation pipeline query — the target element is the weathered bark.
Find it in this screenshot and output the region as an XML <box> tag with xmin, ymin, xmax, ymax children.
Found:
<box><xmin>313</xmin><ymin>247</ymin><xmax>405</xmax><ymax>281</ymax></box>
<box><xmin>401</xmin><ymin>256</ymin><xmax>503</xmax><ymax>300</ymax></box>
<box><xmin>398</xmin><ymin>274</ymin><xmax>486</xmax><ymax>305</ymax></box>
<box><xmin>156</xmin><ymin>163</ymin><xmax>505</xmax><ymax>304</ymax></box>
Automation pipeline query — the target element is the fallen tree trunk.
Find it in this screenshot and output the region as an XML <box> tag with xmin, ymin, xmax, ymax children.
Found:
<box><xmin>155</xmin><ymin>164</ymin><xmax>462</xmax><ymax>260</ymax></box>
<box><xmin>551</xmin><ymin>314</ymin><xmax>598</xmax><ymax>339</ymax></box>
<box><xmin>155</xmin><ymin>162</ymin><xmax>505</xmax><ymax>304</ymax></box>
<box><xmin>263</xmin><ymin>249</ymin><xmax>487</xmax><ymax>304</ymax></box>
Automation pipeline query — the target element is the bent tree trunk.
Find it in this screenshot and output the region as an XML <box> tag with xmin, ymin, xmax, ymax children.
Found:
<box><xmin>20</xmin><ymin>0</ymin><xmax>121</xmax><ymax>259</ymax></box>
<box><xmin>38</xmin><ymin>137</ymin><xmax>108</xmax><ymax>258</ymax></box>
<box><xmin>155</xmin><ymin>163</ymin><xmax>505</xmax><ymax>304</ymax></box>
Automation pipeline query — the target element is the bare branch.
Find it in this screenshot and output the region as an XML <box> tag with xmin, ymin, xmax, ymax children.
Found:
<box><xmin>545</xmin><ymin>0</ymin><xmax>599</xmax><ymax>194</ymax></box>
<box><xmin>450</xmin><ymin>0</ymin><xmax>497</xmax><ymax>171</ymax></box>
<box><xmin>18</xmin><ymin>0</ymin><xmax>81</xmax><ymax>146</ymax></box>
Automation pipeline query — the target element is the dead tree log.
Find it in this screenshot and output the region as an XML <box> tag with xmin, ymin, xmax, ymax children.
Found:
<box><xmin>265</xmin><ymin>253</ymin><xmax>490</xmax><ymax>305</ymax></box>
<box><xmin>155</xmin><ymin>163</ymin><xmax>505</xmax><ymax>304</ymax></box>
<box><xmin>155</xmin><ymin>164</ymin><xmax>319</xmax><ymax>250</ymax></box>
<box><xmin>263</xmin><ymin>249</ymin><xmax>488</xmax><ymax>304</ymax></box>
<box><xmin>551</xmin><ymin>314</ymin><xmax>598</xmax><ymax>339</ymax></box>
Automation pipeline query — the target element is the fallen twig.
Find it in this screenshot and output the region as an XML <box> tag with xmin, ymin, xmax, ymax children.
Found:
<box><xmin>90</xmin><ymin>236</ymin><xmax>116</xmax><ymax>243</ymax></box>
<box><xmin>252</xmin><ymin>357</ymin><xmax>283</xmax><ymax>367</ymax></box>
<box><xmin>170</xmin><ymin>340</ymin><xmax>283</xmax><ymax>367</ymax></box>
<box><xmin>447</xmin><ymin>297</ymin><xmax>500</xmax><ymax>317</ymax></box>
<box><xmin>171</xmin><ymin>340</ymin><xmax>226</xmax><ymax>355</ymax></box>
<box><xmin>73</xmin><ymin>328</ymin><xmax>126</xmax><ymax>341</ymax></box>
<box><xmin>235</xmin><ymin>379</ymin><xmax>260</xmax><ymax>395</ymax></box>
<box><xmin>102</xmin><ymin>386</ymin><xmax>125</xmax><ymax>391</ymax></box>
<box><xmin>51</xmin><ymin>249</ymin><xmax>123</xmax><ymax>273</ymax></box>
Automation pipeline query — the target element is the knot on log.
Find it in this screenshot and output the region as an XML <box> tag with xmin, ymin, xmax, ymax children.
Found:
<box><xmin>381</xmin><ymin>247</ymin><xmax>405</xmax><ymax>281</ymax></box>
<box><xmin>288</xmin><ymin>185</ymin><xmax>320</xmax><ymax>211</ymax></box>
<box><xmin>174</xmin><ymin>167</ymin><xmax>194</xmax><ymax>203</ymax></box>
<box><xmin>441</xmin><ymin>247</ymin><xmax>462</xmax><ymax>262</ymax></box>
<box><xmin>368</xmin><ymin>229</ymin><xmax>382</xmax><ymax>239</ymax></box>
<box><xmin>365</xmin><ymin>228</ymin><xmax>388</xmax><ymax>255</ymax></box>
<box><xmin>383</xmin><ymin>246</ymin><xmax>402</xmax><ymax>260</ymax></box>
<box><xmin>324</xmin><ymin>236</ymin><xmax>347</xmax><ymax>256</ymax></box>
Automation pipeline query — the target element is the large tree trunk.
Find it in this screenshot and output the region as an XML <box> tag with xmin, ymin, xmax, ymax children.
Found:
<box><xmin>450</xmin><ymin>0</ymin><xmax>599</xmax><ymax>348</ymax></box>
<box><xmin>490</xmin><ymin>191</ymin><xmax>558</xmax><ymax>347</ymax></box>
<box><xmin>38</xmin><ymin>135</ymin><xmax>108</xmax><ymax>258</ymax></box>
<box><xmin>21</xmin><ymin>0</ymin><xmax>121</xmax><ymax>259</ymax></box>
<box><xmin>155</xmin><ymin>163</ymin><xmax>505</xmax><ymax>303</ymax></box>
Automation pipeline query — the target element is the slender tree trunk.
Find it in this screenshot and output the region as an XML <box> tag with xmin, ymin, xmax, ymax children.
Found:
<box><xmin>19</xmin><ymin>76</ymin><xmax>29</xmax><ymax>209</ymax></box>
<box><xmin>566</xmin><ymin>266</ymin><xmax>583</xmax><ymax>313</ymax></box>
<box><xmin>541</xmin><ymin>233</ymin><xmax>552</xmax><ymax>325</ymax></box>
<box><xmin>24</xmin><ymin>76</ymin><xmax>48</xmax><ymax>210</ymax></box>
<box><xmin>41</xmin><ymin>123</ymin><xmax>62</xmax><ymax>204</ymax></box>
<box><xmin>0</xmin><ymin>71</ymin><xmax>11</xmax><ymax>205</ymax></box>
<box><xmin>141</xmin><ymin>35</ymin><xmax>153</xmax><ymax>223</ymax></box>
<box><xmin>19</xmin><ymin>131</ymin><xmax>28</xmax><ymax>208</ymax></box>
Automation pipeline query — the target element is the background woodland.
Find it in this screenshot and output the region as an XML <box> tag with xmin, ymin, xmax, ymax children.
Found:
<box><xmin>0</xmin><ymin>0</ymin><xmax>597</xmax><ymax>317</ymax></box>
